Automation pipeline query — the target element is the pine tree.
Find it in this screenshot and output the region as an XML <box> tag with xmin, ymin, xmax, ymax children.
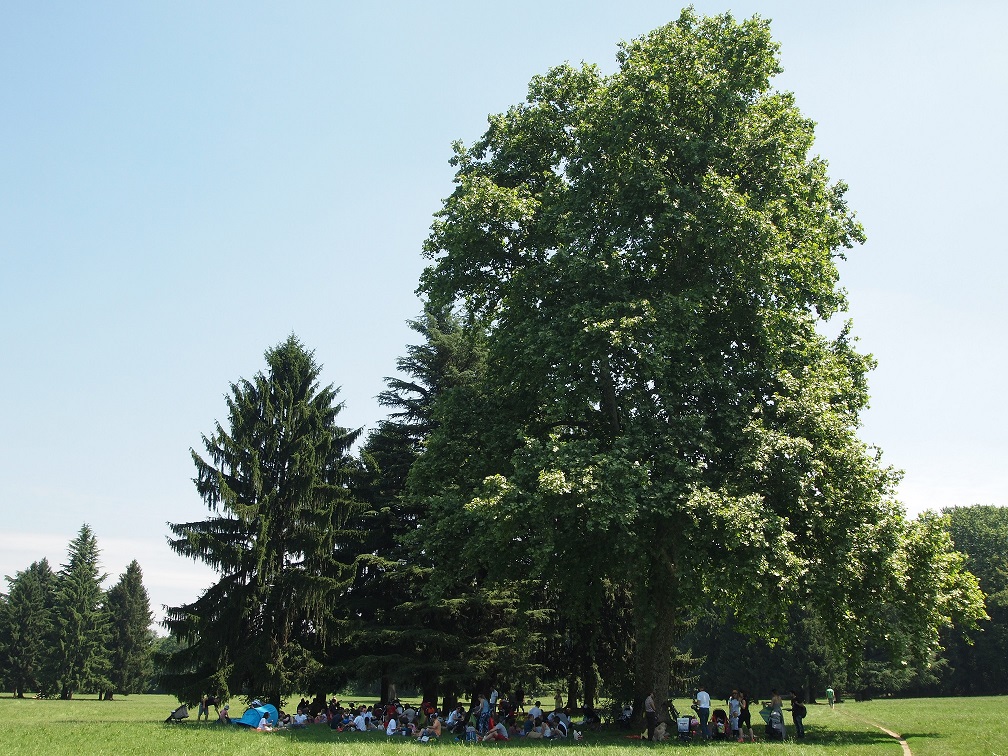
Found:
<box><xmin>164</xmin><ymin>335</ymin><xmax>364</xmax><ymax>707</ymax></box>
<box><xmin>103</xmin><ymin>560</ymin><xmax>154</xmax><ymax>698</ymax></box>
<box><xmin>44</xmin><ymin>525</ymin><xmax>111</xmax><ymax>699</ymax></box>
<box><xmin>0</xmin><ymin>559</ymin><xmax>56</xmax><ymax>697</ymax></box>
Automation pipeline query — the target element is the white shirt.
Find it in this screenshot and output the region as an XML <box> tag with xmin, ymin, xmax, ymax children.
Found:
<box><xmin>696</xmin><ymin>691</ymin><xmax>711</xmax><ymax>708</ymax></box>
<box><xmin>353</xmin><ymin>714</ymin><xmax>368</xmax><ymax>731</ymax></box>
<box><xmin>387</xmin><ymin>718</ymin><xmax>398</xmax><ymax>736</ymax></box>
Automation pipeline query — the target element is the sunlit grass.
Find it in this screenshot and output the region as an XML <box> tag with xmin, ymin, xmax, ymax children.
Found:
<box><xmin>0</xmin><ymin>693</ymin><xmax>1004</xmax><ymax>755</ymax></box>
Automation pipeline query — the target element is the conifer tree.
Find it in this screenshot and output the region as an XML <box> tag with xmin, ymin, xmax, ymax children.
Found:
<box><xmin>0</xmin><ymin>559</ymin><xmax>56</xmax><ymax>698</ymax></box>
<box><xmin>103</xmin><ymin>560</ymin><xmax>154</xmax><ymax>698</ymax></box>
<box><xmin>43</xmin><ymin>525</ymin><xmax>111</xmax><ymax>699</ymax></box>
<box><xmin>164</xmin><ymin>335</ymin><xmax>363</xmax><ymax>707</ymax></box>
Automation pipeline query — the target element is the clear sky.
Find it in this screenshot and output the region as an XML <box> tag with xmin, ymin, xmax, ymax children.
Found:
<box><xmin>2</xmin><ymin>1</ymin><xmax>1005</xmax><ymax>625</ymax></box>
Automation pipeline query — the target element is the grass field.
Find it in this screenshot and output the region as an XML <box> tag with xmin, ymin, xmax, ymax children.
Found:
<box><xmin>0</xmin><ymin>694</ymin><xmax>1004</xmax><ymax>755</ymax></box>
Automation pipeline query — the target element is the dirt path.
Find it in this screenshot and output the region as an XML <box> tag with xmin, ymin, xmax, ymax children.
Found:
<box><xmin>835</xmin><ymin>707</ymin><xmax>912</xmax><ymax>756</ymax></box>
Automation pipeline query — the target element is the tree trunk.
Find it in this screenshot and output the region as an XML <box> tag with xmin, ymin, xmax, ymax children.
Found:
<box><xmin>633</xmin><ymin>522</ymin><xmax>679</xmax><ymax>725</ymax></box>
<box><xmin>582</xmin><ymin>663</ymin><xmax>598</xmax><ymax>711</ymax></box>
<box><xmin>442</xmin><ymin>686</ymin><xmax>459</xmax><ymax>715</ymax></box>
<box><xmin>421</xmin><ymin>678</ymin><xmax>439</xmax><ymax>709</ymax></box>
<box><xmin>565</xmin><ymin>675</ymin><xmax>579</xmax><ymax>711</ymax></box>
<box><xmin>379</xmin><ymin>673</ymin><xmax>391</xmax><ymax>705</ymax></box>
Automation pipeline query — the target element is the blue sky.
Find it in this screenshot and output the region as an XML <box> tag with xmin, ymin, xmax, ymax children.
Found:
<box><xmin>2</xmin><ymin>1</ymin><xmax>1005</xmax><ymax>623</ymax></box>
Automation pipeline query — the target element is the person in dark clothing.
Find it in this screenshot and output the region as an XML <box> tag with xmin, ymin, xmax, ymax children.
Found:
<box><xmin>790</xmin><ymin>690</ymin><xmax>806</xmax><ymax>738</ymax></box>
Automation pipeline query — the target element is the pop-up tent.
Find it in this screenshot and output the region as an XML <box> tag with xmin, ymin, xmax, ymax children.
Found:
<box><xmin>235</xmin><ymin>703</ymin><xmax>279</xmax><ymax>727</ymax></box>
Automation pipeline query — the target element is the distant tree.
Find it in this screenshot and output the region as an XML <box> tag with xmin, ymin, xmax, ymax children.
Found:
<box><xmin>42</xmin><ymin>525</ymin><xmax>111</xmax><ymax>699</ymax></box>
<box><xmin>103</xmin><ymin>560</ymin><xmax>154</xmax><ymax>698</ymax></box>
<box><xmin>0</xmin><ymin>559</ymin><xmax>56</xmax><ymax>697</ymax></box>
<box><xmin>150</xmin><ymin>633</ymin><xmax>188</xmax><ymax>694</ymax></box>
<box><xmin>931</xmin><ymin>504</ymin><xmax>1008</xmax><ymax>694</ymax></box>
<box><xmin>163</xmin><ymin>335</ymin><xmax>364</xmax><ymax>708</ymax></box>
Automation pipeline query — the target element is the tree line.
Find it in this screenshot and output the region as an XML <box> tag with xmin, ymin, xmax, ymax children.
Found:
<box><xmin>13</xmin><ymin>10</ymin><xmax>1000</xmax><ymax>716</ymax></box>
<box><xmin>159</xmin><ymin>10</ymin><xmax>993</xmax><ymax>715</ymax></box>
<box><xmin>0</xmin><ymin>525</ymin><xmax>154</xmax><ymax>699</ymax></box>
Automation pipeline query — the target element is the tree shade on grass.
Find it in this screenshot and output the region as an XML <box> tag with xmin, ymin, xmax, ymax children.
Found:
<box><xmin>0</xmin><ymin>694</ymin><xmax>1005</xmax><ymax>756</ymax></box>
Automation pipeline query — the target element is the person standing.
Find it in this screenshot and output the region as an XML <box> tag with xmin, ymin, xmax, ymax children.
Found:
<box><xmin>695</xmin><ymin>685</ymin><xmax>711</xmax><ymax>739</ymax></box>
<box><xmin>478</xmin><ymin>693</ymin><xmax>491</xmax><ymax>735</ymax></box>
<box><xmin>790</xmin><ymin>691</ymin><xmax>806</xmax><ymax>738</ymax></box>
<box><xmin>644</xmin><ymin>690</ymin><xmax>658</xmax><ymax>741</ymax></box>
<box><xmin>739</xmin><ymin>690</ymin><xmax>755</xmax><ymax>742</ymax></box>
<box><xmin>770</xmin><ymin>689</ymin><xmax>787</xmax><ymax>740</ymax></box>
<box><xmin>826</xmin><ymin>686</ymin><xmax>835</xmax><ymax>709</ymax></box>
<box><xmin>728</xmin><ymin>690</ymin><xmax>741</xmax><ymax>741</ymax></box>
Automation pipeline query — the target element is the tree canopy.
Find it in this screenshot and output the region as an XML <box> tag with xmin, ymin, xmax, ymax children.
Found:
<box><xmin>152</xmin><ymin>10</ymin><xmax>988</xmax><ymax>714</ymax></box>
<box><xmin>414</xmin><ymin>8</ymin><xmax>985</xmax><ymax>712</ymax></box>
<box><xmin>164</xmin><ymin>335</ymin><xmax>364</xmax><ymax>707</ymax></box>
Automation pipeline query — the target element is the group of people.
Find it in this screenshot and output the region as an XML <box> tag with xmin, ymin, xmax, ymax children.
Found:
<box><xmin>640</xmin><ymin>685</ymin><xmax>809</xmax><ymax>742</ymax></box>
<box><xmin>209</xmin><ymin>692</ymin><xmax>576</xmax><ymax>742</ymax></box>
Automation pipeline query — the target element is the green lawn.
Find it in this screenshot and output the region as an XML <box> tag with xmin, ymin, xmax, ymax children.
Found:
<box><xmin>0</xmin><ymin>694</ymin><xmax>1003</xmax><ymax>755</ymax></box>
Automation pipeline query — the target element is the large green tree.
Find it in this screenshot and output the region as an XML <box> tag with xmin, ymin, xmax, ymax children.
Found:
<box><xmin>103</xmin><ymin>560</ymin><xmax>154</xmax><ymax>698</ymax></box>
<box><xmin>929</xmin><ymin>504</ymin><xmax>1008</xmax><ymax>694</ymax></box>
<box><xmin>351</xmin><ymin>308</ymin><xmax>548</xmax><ymax>708</ymax></box>
<box><xmin>43</xmin><ymin>525</ymin><xmax>111</xmax><ymax>699</ymax></box>
<box><xmin>0</xmin><ymin>559</ymin><xmax>56</xmax><ymax>697</ymax></box>
<box><xmin>415</xmin><ymin>9</ymin><xmax>984</xmax><ymax>717</ymax></box>
<box><xmin>163</xmin><ymin>335</ymin><xmax>364</xmax><ymax>707</ymax></box>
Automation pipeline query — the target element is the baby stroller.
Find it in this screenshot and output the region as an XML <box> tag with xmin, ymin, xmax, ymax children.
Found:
<box><xmin>759</xmin><ymin>705</ymin><xmax>784</xmax><ymax>741</ymax></box>
<box><xmin>165</xmin><ymin>704</ymin><xmax>190</xmax><ymax>723</ymax></box>
<box><xmin>711</xmin><ymin>708</ymin><xmax>728</xmax><ymax>740</ymax></box>
<box><xmin>668</xmin><ymin>703</ymin><xmax>689</xmax><ymax>743</ymax></box>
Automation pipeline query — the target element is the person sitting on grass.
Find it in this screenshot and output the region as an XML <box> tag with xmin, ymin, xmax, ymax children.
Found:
<box><xmin>447</xmin><ymin>705</ymin><xmax>467</xmax><ymax>734</ymax></box>
<box><xmin>482</xmin><ymin>719</ymin><xmax>509</xmax><ymax>742</ymax></box>
<box><xmin>218</xmin><ymin>704</ymin><xmax>231</xmax><ymax>724</ymax></box>
<box><xmin>554</xmin><ymin>717</ymin><xmax>569</xmax><ymax>738</ymax></box>
<box><xmin>351</xmin><ymin>707</ymin><xmax>370</xmax><ymax>732</ymax></box>
<box><xmin>418</xmin><ymin>713</ymin><xmax>442</xmax><ymax>741</ymax></box>
<box><xmin>525</xmin><ymin>716</ymin><xmax>544</xmax><ymax>739</ymax></box>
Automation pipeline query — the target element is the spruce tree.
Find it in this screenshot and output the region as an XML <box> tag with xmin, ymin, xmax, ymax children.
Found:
<box><xmin>164</xmin><ymin>335</ymin><xmax>364</xmax><ymax>707</ymax></box>
<box><xmin>44</xmin><ymin>525</ymin><xmax>111</xmax><ymax>699</ymax></box>
<box><xmin>0</xmin><ymin>559</ymin><xmax>56</xmax><ymax>698</ymax></box>
<box><xmin>103</xmin><ymin>560</ymin><xmax>154</xmax><ymax>698</ymax></box>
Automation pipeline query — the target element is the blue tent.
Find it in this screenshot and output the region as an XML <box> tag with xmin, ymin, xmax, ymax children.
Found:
<box><xmin>235</xmin><ymin>704</ymin><xmax>279</xmax><ymax>727</ymax></box>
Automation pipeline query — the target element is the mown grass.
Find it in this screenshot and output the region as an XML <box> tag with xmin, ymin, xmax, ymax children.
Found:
<box><xmin>0</xmin><ymin>693</ymin><xmax>1004</xmax><ymax>755</ymax></box>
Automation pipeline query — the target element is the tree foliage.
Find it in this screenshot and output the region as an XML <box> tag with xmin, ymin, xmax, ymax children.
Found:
<box><xmin>412</xmin><ymin>7</ymin><xmax>985</xmax><ymax>714</ymax></box>
<box><xmin>924</xmin><ymin>504</ymin><xmax>1008</xmax><ymax>694</ymax></box>
<box><xmin>0</xmin><ymin>559</ymin><xmax>56</xmax><ymax>698</ymax></box>
<box><xmin>43</xmin><ymin>525</ymin><xmax>111</xmax><ymax>699</ymax></box>
<box><xmin>104</xmin><ymin>560</ymin><xmax>155</xmax><ymax>697</ymax></box>
<box><xmin>163</xmin><ymin>335</ymin><xmax>364</xmax><ymax>707</ymax></box>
